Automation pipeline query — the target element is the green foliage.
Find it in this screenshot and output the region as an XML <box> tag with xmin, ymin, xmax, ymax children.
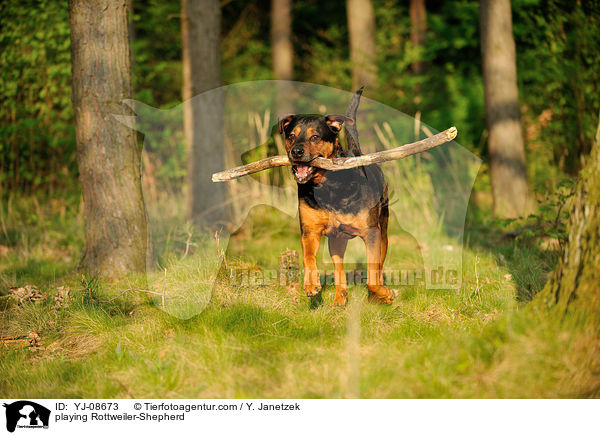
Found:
<box><xmin>528</xmin><ymin>177</ymin><xmax>577</xmax><ymax>242</ymax></box>
<box><xmin>1</xmin><ymin>0</ymin><xmax>598</xmax><ymax>200</ymax></box>
<box><xmin>514</xmin><ymin>0</ymin><xmax>600</xmax><ymax>175</ymax></box>
<box><xmin>221</xmin><ymin>3</ymin><xmax>273</xmax><ymax>84</ymax></box>
<box><xmin>375</xmin><ymin>1</ymin><xmax>486</xmax><ymax>153</ymax></box>
<box><xmin>131</xmin><ymin>0</ymin><xmax>183</xmax><ymax>106</ymax></box>
<box><xmin>491</xmin><ymin>176</ymin><xmax>576</xmax><ymax>250</ymax></box>
<box><xmin>0</xmin><ymin>0</ymin><xmax>75</xmax><ymax>195</ymax></box>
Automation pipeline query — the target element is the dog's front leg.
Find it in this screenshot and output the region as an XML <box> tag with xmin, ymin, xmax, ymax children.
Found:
<box><xmin>328</xmin><ymin>236</ymin><xmax>348</xmax><ymax>306</ymax></box>
<box><xmin>301</xmin><ymin>229</ymin><xmax>322</xmax><ymax>297</ymax></box>
<box><xmin>364</xmin><ymin>227</ymin><xmax>393</xmax><ymax>304</ymax></box>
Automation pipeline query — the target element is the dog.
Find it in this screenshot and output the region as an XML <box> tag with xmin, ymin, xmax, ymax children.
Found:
<box><xmin>278</xmin><ymin>89</ymin><xmax>393</xmax><ymax>306</ymax></box>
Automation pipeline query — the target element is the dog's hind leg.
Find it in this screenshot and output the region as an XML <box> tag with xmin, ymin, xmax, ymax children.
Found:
<box><xmin>379</xmin><ymin>199</ymin><xmax>389</xmax><ymax>285</ymax></box>
<box><xmin>328</xmin><ymin>236</ymin><xmax>349</xmax><ymax>306</ymax></box>
<box><xmin>379</xmin><ymin>228</ymin><xmax>388</xmax><ymax>286</ymax></box>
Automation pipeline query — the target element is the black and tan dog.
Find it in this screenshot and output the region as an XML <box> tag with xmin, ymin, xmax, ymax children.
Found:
<box><xmin>279</xmin><ymin>89</ymin><xmax>393</xmax><ymax>306</ymax></box>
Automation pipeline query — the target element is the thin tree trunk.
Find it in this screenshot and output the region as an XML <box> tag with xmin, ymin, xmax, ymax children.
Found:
<box><xmin>347</xmin><ymin>0</ymin><xmax>377</xmax><ymax>90</ymax></box>
<box><xmin>480</xmin><ymin>0</ymin><xmax>532</xmax><ymax>218</ymax></box>
<box><xmin>271</xmin><ymin>0</ymin><xmax>293</xmax><ymax>82</ymax></box>
<box><xmin>69</xmin><ymin>0</ymin><xmax>147</xmax><ymax>278</ymax></box>
<box><xmin>182</xmin><ymin>0</ymin><xmax>228</xmax><ymax>227</ymax></box>
<box><xmin>410</xmin><ymin>0</ymin><xmax>426</xmax><ymax>74</ymax></box>
<box><xmin>539</xmin><ymin>113</ymin><xmax>600</xmax><ymax>316</ymax></box>
<box><xmin>271</xmin><ymin>0</ymin><xmax>295</xmax><ymax>115</ymax></box>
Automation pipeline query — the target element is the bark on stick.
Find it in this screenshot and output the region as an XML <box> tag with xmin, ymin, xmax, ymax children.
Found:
<box><xmin>212</xmin><ymin>127</ymin><xmax>457</xmax><ymax>182</ymax></box>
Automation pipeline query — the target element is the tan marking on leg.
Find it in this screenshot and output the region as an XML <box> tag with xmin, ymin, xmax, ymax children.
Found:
<box><xmin>328</xmin><ymin>236</ymin><xmax>348</xmax><ymax>306</ymax></box>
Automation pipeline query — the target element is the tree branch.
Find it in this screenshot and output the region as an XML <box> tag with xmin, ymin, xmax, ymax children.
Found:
<box><xmin>212</xmin><ymin>126</ymin><xmax>457</xmax><ymax>182</ymax></box>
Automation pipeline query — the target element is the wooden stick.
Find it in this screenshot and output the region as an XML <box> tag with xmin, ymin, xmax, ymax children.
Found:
<box><xmin>212</xmin><ymin>126</ymin><xmax>457</xmax><ymax>182</ymax></box>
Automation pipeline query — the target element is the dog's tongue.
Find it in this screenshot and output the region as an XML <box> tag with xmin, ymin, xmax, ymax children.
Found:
<box><xmin>295</xmin><ymin>165</ymin><xmax>311</xmax><ymax>178</ymax></box>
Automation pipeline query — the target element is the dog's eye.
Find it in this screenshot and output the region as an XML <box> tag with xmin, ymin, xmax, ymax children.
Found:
<box><xmin>310</xmin><ymin>135</ymin><xmax>320</xmax><ymax>142</ymax></box>
<box><xmin>288</xmin><ymin>133</ymin><xmax>296</xmax><ymax>140</ymax></box>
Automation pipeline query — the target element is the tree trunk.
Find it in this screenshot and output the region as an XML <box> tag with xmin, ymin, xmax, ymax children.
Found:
<box><xmin>271</xmin><ymin>0</ymin><xmax>295</xmax><ymax>114</ymax></box>
<box><xmin>410</xmin><ymin>0</ymin><xmax>426</xmax><ymax>74</ymax></box>
<box><xmin>480</xmin><ymin>0</ymin><xmax>532</xmax><ymax>218</ymax></box>
<box><xmin>539</xmin><ymin>114</ymin><xmax>600</xmax><ymax>316</ymax></box>
<box><xmin>347</xmin><ymin>0</ymin><xmax>377</xmax><ymax>90</ymax></box>
<box><xmin>69</xmin><ymin>0</ymin><xmax>147</xmax><ymax>278</ymax></box>
<box><xmin>271</xmin><ymin>0</ymin><xmax>293</xmax><ymax>82</ymax></box>
<box><xmin>182</xmin><ymin>0</ymin><xmax>228</xmax><ymax>227</ymax></box>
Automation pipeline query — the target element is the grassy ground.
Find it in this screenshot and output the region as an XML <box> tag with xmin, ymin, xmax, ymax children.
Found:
<box><xmin>0</xmin><ymin>195</ymin><xmax>596</xmax><ymax>398</ymax></box>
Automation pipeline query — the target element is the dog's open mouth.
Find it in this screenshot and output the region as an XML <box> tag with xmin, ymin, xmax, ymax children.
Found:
<box><xmin>292</xmin><ymin>164</ymin><xmax>316</xmax><ymax>184</ymax></box>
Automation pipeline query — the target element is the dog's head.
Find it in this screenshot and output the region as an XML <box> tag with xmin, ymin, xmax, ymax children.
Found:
<box><xmin>278</xmin><ymin>114</ymin><xmax>353</xmax><ymax>184</ymax></box>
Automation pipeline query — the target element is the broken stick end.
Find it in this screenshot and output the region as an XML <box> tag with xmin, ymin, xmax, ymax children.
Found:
<box><xmin>447</xmin><ymin>126</ymin><xmax>458</xmax><ymax>140</ymax></box>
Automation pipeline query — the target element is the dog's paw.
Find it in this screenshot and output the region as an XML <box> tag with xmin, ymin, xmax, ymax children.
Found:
<box><xmin>333</xmin><ymin>291</ymin><xmax>348</xmax><ymax>307</ymax></box>
<box><xmin>304</xmin><ymin>285</ymin><xmax>321</xmax><ymax>298</ymax></box>
<box><xmin>367</xmin><ymin>285</ymin><xmax>393</xmax><ymax>305</ymax></box>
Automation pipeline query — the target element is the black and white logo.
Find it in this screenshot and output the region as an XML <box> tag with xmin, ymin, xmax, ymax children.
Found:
<box><xmin>3</xmin><ymin>401</ymin><xmax>50</xmax><ymax>433</ymax></box>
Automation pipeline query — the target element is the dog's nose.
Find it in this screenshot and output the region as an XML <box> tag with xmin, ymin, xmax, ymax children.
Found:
<box><xmin>291</xmin><ymin>146</ymin><xmax>304</xmax><ymax>159</ymax></box>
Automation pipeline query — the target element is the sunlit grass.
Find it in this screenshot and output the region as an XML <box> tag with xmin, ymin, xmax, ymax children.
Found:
<box><xmin>0</xmin><ymin>196</ymin><xmax>595</xmax><ymax>398</ymax></box>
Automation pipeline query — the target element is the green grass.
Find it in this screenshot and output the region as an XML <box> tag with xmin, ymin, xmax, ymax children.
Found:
<box><xmin>0</xmin><ymin>195</ymin><xmax>596</xmax><ymax>398</ymax></box>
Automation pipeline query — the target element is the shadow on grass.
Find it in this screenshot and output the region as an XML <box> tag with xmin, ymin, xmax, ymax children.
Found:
<box><xmin>174</xmin><ymin>302</ymin><xmax>333</xmax><ymax>343</ymax></box>
<box><xmin>464</xmin><ymin>221</ymin><xmax>560</xmax><ymax>303</ymax></box>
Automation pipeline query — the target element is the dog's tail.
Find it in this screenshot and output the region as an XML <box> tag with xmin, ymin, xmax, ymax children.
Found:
<box><xmin>345</xmin><ymin>87</ymin><xmax>364</xmax><ymax>156</ymax></box>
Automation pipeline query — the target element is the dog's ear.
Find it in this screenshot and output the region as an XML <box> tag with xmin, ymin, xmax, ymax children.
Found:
<box><xmin>278</xmin><ymin>114</ymin><xmax>295</xmax><ymax>134</ymax></box>
<box><xmin>325</xmin><ymin>114</ymin><xmax>354</xmax><ymax>132</ymax></box>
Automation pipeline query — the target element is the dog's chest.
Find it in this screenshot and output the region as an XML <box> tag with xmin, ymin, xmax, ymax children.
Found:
<box><xmin>298</xmin><ymin>168</ymin><xmax>383</xmax><ymax>215</ymax></box>
<box><xmin>324</xmin><ymin>211</ymin><xmax>368</xmax><ymax>239</ymax></box>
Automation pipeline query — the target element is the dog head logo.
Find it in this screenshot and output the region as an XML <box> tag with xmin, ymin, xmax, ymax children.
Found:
<box><xmin>3</xmin><ymin>401</ymin><xmax>50</xmax><ymax>432</ymax></box>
